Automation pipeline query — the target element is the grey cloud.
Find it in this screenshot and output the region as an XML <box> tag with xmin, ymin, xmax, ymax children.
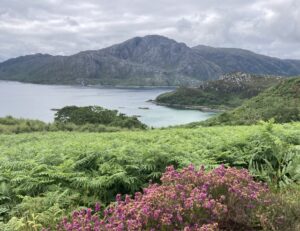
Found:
<box><xmin>176</xmin><ymin>18</ymin><xmax>193</xmax><ymax>32</ymax></box>
<box><xmin>0</xmin><ymin>0</ymin><xmax>300</xmax><ymax>61</ymax></box>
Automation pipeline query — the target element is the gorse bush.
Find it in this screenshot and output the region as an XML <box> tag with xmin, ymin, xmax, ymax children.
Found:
<box><xmin>56</xmin><ymin>165</ymin><xmax>269</xmax><ymax>231</ymax></box>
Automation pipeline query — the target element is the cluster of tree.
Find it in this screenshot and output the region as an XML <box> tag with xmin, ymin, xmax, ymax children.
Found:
<box><xmin>54</xmin><ymin>106</ymin><xmax>146</xmax><ymax>129</ymax></box>
<box><xmin>0</xmin><ymin>107</ymin><xmax>147</xmax><ymax>134</ymax></box>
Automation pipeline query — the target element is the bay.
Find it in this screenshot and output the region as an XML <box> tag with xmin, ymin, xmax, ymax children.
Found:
<box><xmin>0</xmin><ymin>81</ymin><xmax>215</xmax><ymax>127</ymax></box>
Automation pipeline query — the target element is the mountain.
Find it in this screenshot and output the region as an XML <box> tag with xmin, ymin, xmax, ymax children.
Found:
<box><xmin>0</xmin><ymin>55</ymin><xmax>6</xmax><ymax>63</ymax></box>
<box><xmin>201</xmin><ymin>77</ymin><xmax>300</xmax><ymax>126</ymax></box>
<box><xmin>155</xmin><ymin>72</ymin><xmax>281</xmax><ymax>110</ymax></box>
<box><xmin>193</xmin><ymin>45</ymin><xmax>300</xmax><ymax>76</ymax></box>
<box><xmin>0</xmin><ymin>35</ymin><xmax>221</xmax><ymax>86</ymax></box>
<box><xmin>0</xmin><ymin>35</ymin><xmax>300</xmax><ymax>86</ymax></box>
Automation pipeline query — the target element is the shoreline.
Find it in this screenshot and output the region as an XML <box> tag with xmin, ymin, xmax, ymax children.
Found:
<box><xmin>0</xmin><ymin>80</ymin><xmax>178</xmax><ymax>89</ymax></box>
<box><xmin>149</xmin><ymin>100</ymin><xmax>225</xmax><ymax>113</ymax></box>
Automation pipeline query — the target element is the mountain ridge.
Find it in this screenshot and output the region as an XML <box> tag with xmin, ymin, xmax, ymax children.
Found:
<box><xmin>1</xmin><ymin>35</ymin><xmax>300</xmax><ymax>86</ymax></box>
<box><xmin>192</xmin><ymin>45</ymin><xmax>300</xmax><ymax>76</ymax></box>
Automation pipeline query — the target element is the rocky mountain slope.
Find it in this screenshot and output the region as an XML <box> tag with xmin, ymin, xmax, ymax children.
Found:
<box><xmin>0</xmin><ymin>35</ymin><xmax>300</xmax><ymax>86</ymax></box>
<box><xmin>193</xmin><ymin>45</ymin><xmax>300</xmax><ymax>76</ymax></box>
<box><xmin>156</xmin><ymin>72</ymin><xmax>281</xmax><ymax>110</ymax></box>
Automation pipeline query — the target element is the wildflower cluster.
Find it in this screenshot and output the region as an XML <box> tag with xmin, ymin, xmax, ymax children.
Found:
<box><xmin>57</xmin><ymin>165</ymin><xmax>269</xmax><ymax>230</ymax></box>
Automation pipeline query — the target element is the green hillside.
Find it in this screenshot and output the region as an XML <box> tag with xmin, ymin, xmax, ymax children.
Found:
<box><xmin>156</xmin><ymin>72</ymin><xmax>281</xmax><ymax>110</ymax></box>
<box><xmin>201</xmin><ymin>77</ymin><xmax>300</xmax><ymax>126</ymax></box>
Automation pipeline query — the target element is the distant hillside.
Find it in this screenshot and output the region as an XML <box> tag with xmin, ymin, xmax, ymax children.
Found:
<box><xmin>193</xmin><ymin>45</ymin><xmax>300</xmax><ymax>76</ymax></box>
<box><xmin>201</xmin><ymin>77</ymin><xmax>300</xmax><ymax>126</ymax></box>
<box><xmin>1</xmin><ymin>35</ymin><xmax>300</xmax><ymax>86</ymax></box>
<box><xmin>156</xmin><ymin>72</ymin><xmax>281</xmax><ymax>110</ymax></box>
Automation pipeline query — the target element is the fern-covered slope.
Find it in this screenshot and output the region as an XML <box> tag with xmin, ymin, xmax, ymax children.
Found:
<box><xmin>0</xmin><ymin>123</ymin><xmax>299</xmax><ymax>228</ymax></box>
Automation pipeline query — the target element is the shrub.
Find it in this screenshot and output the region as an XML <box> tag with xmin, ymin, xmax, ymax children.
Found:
<box><xmin>0</xmin><ymin>116</ymin><xmax>143</xmax><ymax>134</ymax></box>
<box><xmin>211</xmin><ymin>120</ymin><xmax>300</xmax><ymax>188</ymax></box>
<box><xmin>247</xmin><ymin>121</ymin><xmax>300</xmax><ymax>188</ymax></box>
<box><xmin>56</xmin><ymin>165</ymin><xmax>269</xmax><ymax>230</ymax></box>
<box><xmin>258</xmin><ymin>186</ymin><xmax>300</xmax><ymax>231</ymax></box>
<box><xmin>0</xmin><ymin>116</ymin><xmax>50</xmax><ymax>134</ymax></box>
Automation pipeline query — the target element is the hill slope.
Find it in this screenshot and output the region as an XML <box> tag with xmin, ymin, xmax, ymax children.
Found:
<box><xmin>193</xmin><ymin>45</ymin><xmax>300</xmax><ymax>76</ymax></box>
<box><xmin>1</xmin><ymin>35</ymin><xmax>300</xmax><ymax>86</ymax></box>
<box><xmin>156</xmin><ymin>72</ymin><xmax>281</xmax><ymax>110</ymax></box>
<box><xmin>202</xmin><ymin>77</ymin><xmax>300</xmax><ymax>125</ymax></box>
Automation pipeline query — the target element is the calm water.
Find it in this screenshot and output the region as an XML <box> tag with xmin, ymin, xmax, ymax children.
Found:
<box><xmin>0</xmin><ymin>81</ymin><xmax>215</xmax><ymax>127</ymax></box>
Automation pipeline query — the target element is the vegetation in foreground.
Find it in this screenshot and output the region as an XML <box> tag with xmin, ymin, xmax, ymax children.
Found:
<box><xmin>156</xmin><ymin>72</ymin><xmax>281</xmax><ymax>110</ymax></box>
<box><xmin>55</xmin><ymin>165</ymin><xmax>270</xmax><ymax>230</ymax></box>
<box><xmin>0</xmin><ymin>78</ymin><xmax>300</xmax><ymax>230</ymax></box>
<box><xmin>0</xmin><ymin>121</ymin><xmax>299</xmax><ymax>230</ymax></box>
<box><xmin>0</xmin><ymin>106</ymin><xmax>146</xmax><ymax>134</ymax></box>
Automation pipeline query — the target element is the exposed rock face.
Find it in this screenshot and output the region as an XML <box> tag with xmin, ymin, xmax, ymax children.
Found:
<box><xmin>199</xmin><ymin>72</ymin><xmax>281</xmax><ymax>95</ymax></box>
<box><xmin>219</xmin><ymin>72</ymin><xmax>274</xmax><ymax>81</ymax></box>
<box><xmin>0</xmin><ymin>35</ymin><xmax>300</xmax><ymax>86</ymax></box>
<box><xmin>100</xmin><ymin>35</ymin><xmax>222</xmax><ymax>81</ymax></box>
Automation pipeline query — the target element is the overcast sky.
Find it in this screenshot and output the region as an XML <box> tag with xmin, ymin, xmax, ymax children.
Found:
<box><xmin>0</xmin><ymin>0</ymin><xmax>299</xmax><ymax>62</ymax></box>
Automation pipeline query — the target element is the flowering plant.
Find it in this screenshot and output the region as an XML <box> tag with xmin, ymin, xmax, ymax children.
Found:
<box><xmin>56</xmin><ymin>165</ymin><xmax>269</xmax><ymax>230</ymax></box>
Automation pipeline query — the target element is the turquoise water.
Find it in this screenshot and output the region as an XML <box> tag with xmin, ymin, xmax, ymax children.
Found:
<box><xmin>0</xmin><ymin>81</ymin><xmax>215</xmax><ymax>127</ymax></box>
